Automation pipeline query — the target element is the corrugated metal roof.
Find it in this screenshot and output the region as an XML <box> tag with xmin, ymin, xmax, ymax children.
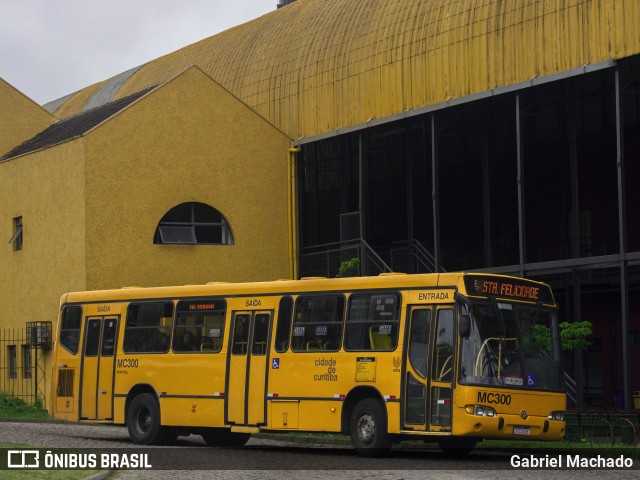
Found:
<box><xmin>82</xmin><ymin>65</ymin><xmax>146</xmax><ymax>112</ymax></box>
<box><xmin>2</xmin><ymin>87</ymin><xmax>155</xmax><ymax>161</ymax></box>
<box><xmin>43</xmin><ymin>91</ymin><xmax>76</xmax><ymax>114</ymax></box>
<box><xmin>49</xmin><ymin>0</ymin><xmax>640</xmax><ymax>139</ymax></box>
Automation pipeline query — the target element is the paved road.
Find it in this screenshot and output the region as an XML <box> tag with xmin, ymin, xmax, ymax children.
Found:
<box><xmin>0</xmin><ymin>421</ymin><xmax>636</xmax><ymax>480</ymax></box>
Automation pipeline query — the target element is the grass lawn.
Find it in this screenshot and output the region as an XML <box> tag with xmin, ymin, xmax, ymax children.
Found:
<box><xmin>0</xmin><ymin>394</ymin><xmax>50</xmax><ymax>421</ymax></box>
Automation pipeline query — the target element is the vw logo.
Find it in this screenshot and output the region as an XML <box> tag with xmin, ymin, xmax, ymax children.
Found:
<box><xmin>520</xmin><ymin>409</ymin><xmax>528</xmax><ymax>419</ymax></box>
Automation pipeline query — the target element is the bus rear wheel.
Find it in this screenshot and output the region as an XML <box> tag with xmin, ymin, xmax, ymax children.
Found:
<box><xmin>127</xmin><ymin>393</ymin><xmax>166</xmax><ymax>445</ymax></box>
<box><xmin>201</xmin><ymin>428</ymin><xmax>251</xmax><ymax>447</ymax></box>
<box><xmin>349</xmin><ymin>398</ymin><xmax>391</xmax><ymax>457</ymax></box>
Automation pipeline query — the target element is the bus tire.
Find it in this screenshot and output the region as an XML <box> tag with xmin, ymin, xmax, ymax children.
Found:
<box><xmin>349</xmin><ymin>398</ymin><xmax>391</xmax><ymax>457</ymax></box>
<box><xmin>127</xmin><ymin>393</ymin><xmax>166</xmax><ymax>445</ymax></box>
<box><xmin>201</xmin><ymin>428</ymin><xmax>251</xmax><ymax>447</ymax></box>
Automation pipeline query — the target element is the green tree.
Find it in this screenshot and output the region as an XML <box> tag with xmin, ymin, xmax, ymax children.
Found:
<box><xmin>559</xmin><ymin>321</ymin><xmax>592</xmax><ymax>351</ymax></box>
<box><xmin>337</xmin><ymin>258</ymin><xmax>360</xmax><ymax>277</ymax></box>
<box><xmin>531</xmin><ymin>321</ymin><xmax>592</xmax><ymax>355</ymax></box>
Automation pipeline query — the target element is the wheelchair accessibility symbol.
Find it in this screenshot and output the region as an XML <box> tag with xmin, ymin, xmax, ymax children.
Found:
<box><xmin>272</xmin><ymin>358</ymin><xmax>280</xmax><ymax>369</ymax></box>
<box><xmin>527</xmin><ymin>374</ymin><xmax>535</xmax><ymax>386</ymax></box>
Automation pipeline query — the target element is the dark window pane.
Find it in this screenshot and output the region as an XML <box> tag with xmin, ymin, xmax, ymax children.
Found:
<box><xmin>8</xmin><ymin>346</ymin><xmax>17</xmax><ymax>379</ymax></box>
<box><xmin>85</xmin><ymin>320</ymin><xmax>101</xmax><ymax>357</ymax></box>
<box><xmin>125</xmin><ymin>302</ymin><xmax>174</xmax><ymax>353</ymax></box>
<box><xmin>292</xmin><ymin>296</ymin><xmax>344</xmax><ymax>352</ymax></box>
<box><xmin>161</xmin><ymin>203</ymin><xmax>192</xmax><ymax>223</ymax></box>
<box><xmin>22</xmin><ymin>345</ymin><xmax>31</xmax><ymax>379</ymax></box>
<box><xmin>101</xmin><ymin>319</ymin><xmax>118</xmax><ymax>357</ymax></box>
<box><xmin>232</xmin><ymin>314</ymin><xmax>250</xmax><ymax>355</ymax></box>
<box><xmin>275</xmin><ymin>297</ymin><xmax>293</xmax><ymax>352</ymax></box>
<box><xmin>405</xmin><ymin>373</ymin><xmax>426</xmax><ymax>424</ymax></box>
<box><xmin>252</xmin><ymin>314</ymin><xmax>270</xmax><ymax>355</ymax></box>
<box><xmin>195</xmin><ymin>225</ymin><xmax>222</xmax><ymax>243</ymax></box>
<box><xmin>194</xmin><ymin>202</ymin><xmax>221</xmax><ymax>223</ymax></box>
<box><xmin>60</xmin><ymin>306</ymin><xmax>82</xmax><ymax>354</ymax></box>
<box><xmin>409</xmin><ymin>309</ymin><xmax>431</xmax><ymax>378</ymax></box>
<box><xmin>432</xmin><ymin>309</ymin><xmax>454</xmax><ymax>382</ymax></box>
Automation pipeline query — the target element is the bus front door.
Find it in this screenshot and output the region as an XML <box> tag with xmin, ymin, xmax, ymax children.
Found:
<box><xmin>226</xmin><ymin>311</ymin><xmax>272</xmax><ymax>426</ymax></box>
<box><xmin>80</xmin><ymin>316</ymin><xmax>119</xmax><ymax>420</ymax></box>
<box><xmin>403</xmin><ymin>307</ymin><xmax>431</xmax><ymax>430</ymax></box>
<box><xmin>403</xmin><ymin>306</ymin><xmax>454</xmax><ymax>431</ymax></box>
<box><xmin>428</xmin><ymin>306</ymin><xmax>455</xmax><ymax>431</ymax></box>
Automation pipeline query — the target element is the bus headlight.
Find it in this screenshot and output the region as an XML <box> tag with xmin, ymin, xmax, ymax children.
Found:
<box><xmin>548</xmin><ymin>411</ymin><xmax>565</xmax><ymax>421</ymax></box>
<box><xmin>465</xmin><ymin>404</ymin><xmax>497</xmax><ymax>417</ymax></box>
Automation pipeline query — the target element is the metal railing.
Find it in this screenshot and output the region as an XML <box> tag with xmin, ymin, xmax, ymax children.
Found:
<box><xmin>564</xmin><ymin>371</ymin><xmax>578</xmax><ymax>408</ymax></box>
<box><xmin>299</xmin><ymin>239</ymin><xmax>392</xmax><ymax>278</ymax></box>
<box><xmin>412</xmin><ymin>239</ymin><xmax>444</xmax><ymax>272</ymax></box>
<box><xmin>389</xmin><ymin>239</ymin><xmax>443</xmax><ymax>273</ymax></box>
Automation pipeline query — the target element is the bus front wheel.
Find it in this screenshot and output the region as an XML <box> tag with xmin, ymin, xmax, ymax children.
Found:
<box><xmin>349</xmin><ymin>398</ymin><xmax>391</xmax><ymax>457</ymax></box>
<box><xmin>127</xmin><ymin>393</ymin><xmax>165</xmax><ymax>445</ymax></box>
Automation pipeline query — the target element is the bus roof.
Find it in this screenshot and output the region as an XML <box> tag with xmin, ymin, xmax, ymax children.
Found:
<box><xmin>60</xmin><ymin>272</ymin><xmax>555</xmax><ymax>306</ymax></box>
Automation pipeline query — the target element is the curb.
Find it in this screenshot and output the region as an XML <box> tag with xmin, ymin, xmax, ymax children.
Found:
<box><xmin>255</xmin><ymin>432</ymin><xmax>352</xmax><ymax>447</ymax></box>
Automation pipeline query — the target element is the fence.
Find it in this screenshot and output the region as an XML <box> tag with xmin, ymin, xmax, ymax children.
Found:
<box><xmin>0</xmin><ymin>323</ymin><xmax>51</xmax><ymax>408</ymax></box>
<box><xmin>565</xmin><ymin>413</ymin><xmax>639</xmax><ymax>447</ymax></box>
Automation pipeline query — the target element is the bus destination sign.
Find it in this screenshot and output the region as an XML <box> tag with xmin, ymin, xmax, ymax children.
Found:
<box><xmin>176</xmin><ymin>300</ymin><xmax>224</xmax><ymax>313</ymax></box>
<box><xmin>464</xmin><ymin>276</ymin><xmax>554</xmax><ymax>303</ymax></box>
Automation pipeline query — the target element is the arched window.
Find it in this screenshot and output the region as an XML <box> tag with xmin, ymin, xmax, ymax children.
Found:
<box><xmin>154</xmin><ymin>202</ymin><xmax>234</xmax><ymax>245</ymax></box>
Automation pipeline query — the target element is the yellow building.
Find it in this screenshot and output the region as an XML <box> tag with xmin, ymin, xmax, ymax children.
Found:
<box><xmin>0</xmin><ymin>67</ymin><xmax>291</xmax><ymax>404</ymax></box>
<box><xmin>2</xmin><ymin>0</ymin><xmax>640</xmax><ymax>408</ymax></box>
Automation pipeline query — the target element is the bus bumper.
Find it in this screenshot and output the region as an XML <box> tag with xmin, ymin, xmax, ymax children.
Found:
<box><xmin>455</xmin><ymin>413</ymin><xmax>565</xmax><ymax>440</ymax></box>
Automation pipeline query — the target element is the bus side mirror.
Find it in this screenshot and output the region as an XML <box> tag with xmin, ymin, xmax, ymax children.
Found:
<box><xmin>460</xmin><ymin>314</ymin><xmax>471</xmax><ymax>339</ymax></box>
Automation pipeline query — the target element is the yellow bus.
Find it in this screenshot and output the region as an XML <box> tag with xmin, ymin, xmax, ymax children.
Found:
<box><xmin>51</xmin><ymin>272</ymin><xmax>566</xmax><ymax>456</ymax></box>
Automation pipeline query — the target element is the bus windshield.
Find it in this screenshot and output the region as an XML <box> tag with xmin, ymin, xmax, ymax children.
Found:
<box><xmin>458</xmin><ymin>300</ymin><xmax>562</xmax><ymax>391</ymax></box>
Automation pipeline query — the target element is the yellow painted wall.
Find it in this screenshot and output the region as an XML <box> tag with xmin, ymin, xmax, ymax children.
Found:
<box><xmin>0</xmin><ymin>78</ymin><xmax>54</xmax><ymax>156</ymax></box>
<box><xmin>0</xmin><ymin>140</ymin><xmax>87</xmax><ymax>404</ymax></box>
<box><xmin>0</xmin><ymin>140</ymin><xmax>87</xmax><ymax>323</ymax></box>
<box><xmin>83</xmin><ymin>66</ymin><xmax>292</xmax><ymax>289</ymax></box>
<box><xmin>50</xmin><ymin>0</ymin><xmax>640</xmax><ymax>140</ymax></box>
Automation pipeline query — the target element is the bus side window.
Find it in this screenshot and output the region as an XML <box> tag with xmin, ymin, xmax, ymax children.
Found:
<box><xmin>60</xmin><ymin>306</ymin><xmax>82</xmax><ymax>354</ymax></box>
<box><xmin>291</xmin><ymin>296</ymin><xmax>344</xmax><ymax>352</ymax></box>
<box><xmin>344</xmin><ymin>293</ymin><xmax>399</xmax><ymax>351</ymax></box>
<box><xmin>274</xmin><ymin>296</ymin><xmax>293</xmax><ymax>353</ymax></box>
<box><xmin>124</xmin><ymin>302</ymin><xmax>174</xmax><ymax>354</ymax></box>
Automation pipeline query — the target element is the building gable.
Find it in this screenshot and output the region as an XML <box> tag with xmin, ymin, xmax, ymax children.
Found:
<box><xmin>0</xmin><ymin>78</ymin><xmax>55</xmax><ymax>158</ymax></box>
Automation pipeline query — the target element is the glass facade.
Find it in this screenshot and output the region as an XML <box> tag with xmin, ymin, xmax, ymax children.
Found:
<box><xmin>297</xmin><ymin>55</ymin><xmax>640</xmax><ymax>409</ymax></box>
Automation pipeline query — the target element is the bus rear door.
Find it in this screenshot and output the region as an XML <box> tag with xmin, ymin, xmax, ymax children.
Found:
<box><xmin>80</xmin><ymin>316</ymin><xmax>119</xmax><ymax>420</ymax></box>
<box><xmin>226</xmin><ymin>311</ymin><xmax>272</xmax><ymax>426</ymax></box>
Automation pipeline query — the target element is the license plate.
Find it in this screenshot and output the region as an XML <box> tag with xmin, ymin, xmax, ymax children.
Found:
<box><xmin>514</xmin><ymin>426</ymin><xmax>530</xmax><ymax>435</ymax></box>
